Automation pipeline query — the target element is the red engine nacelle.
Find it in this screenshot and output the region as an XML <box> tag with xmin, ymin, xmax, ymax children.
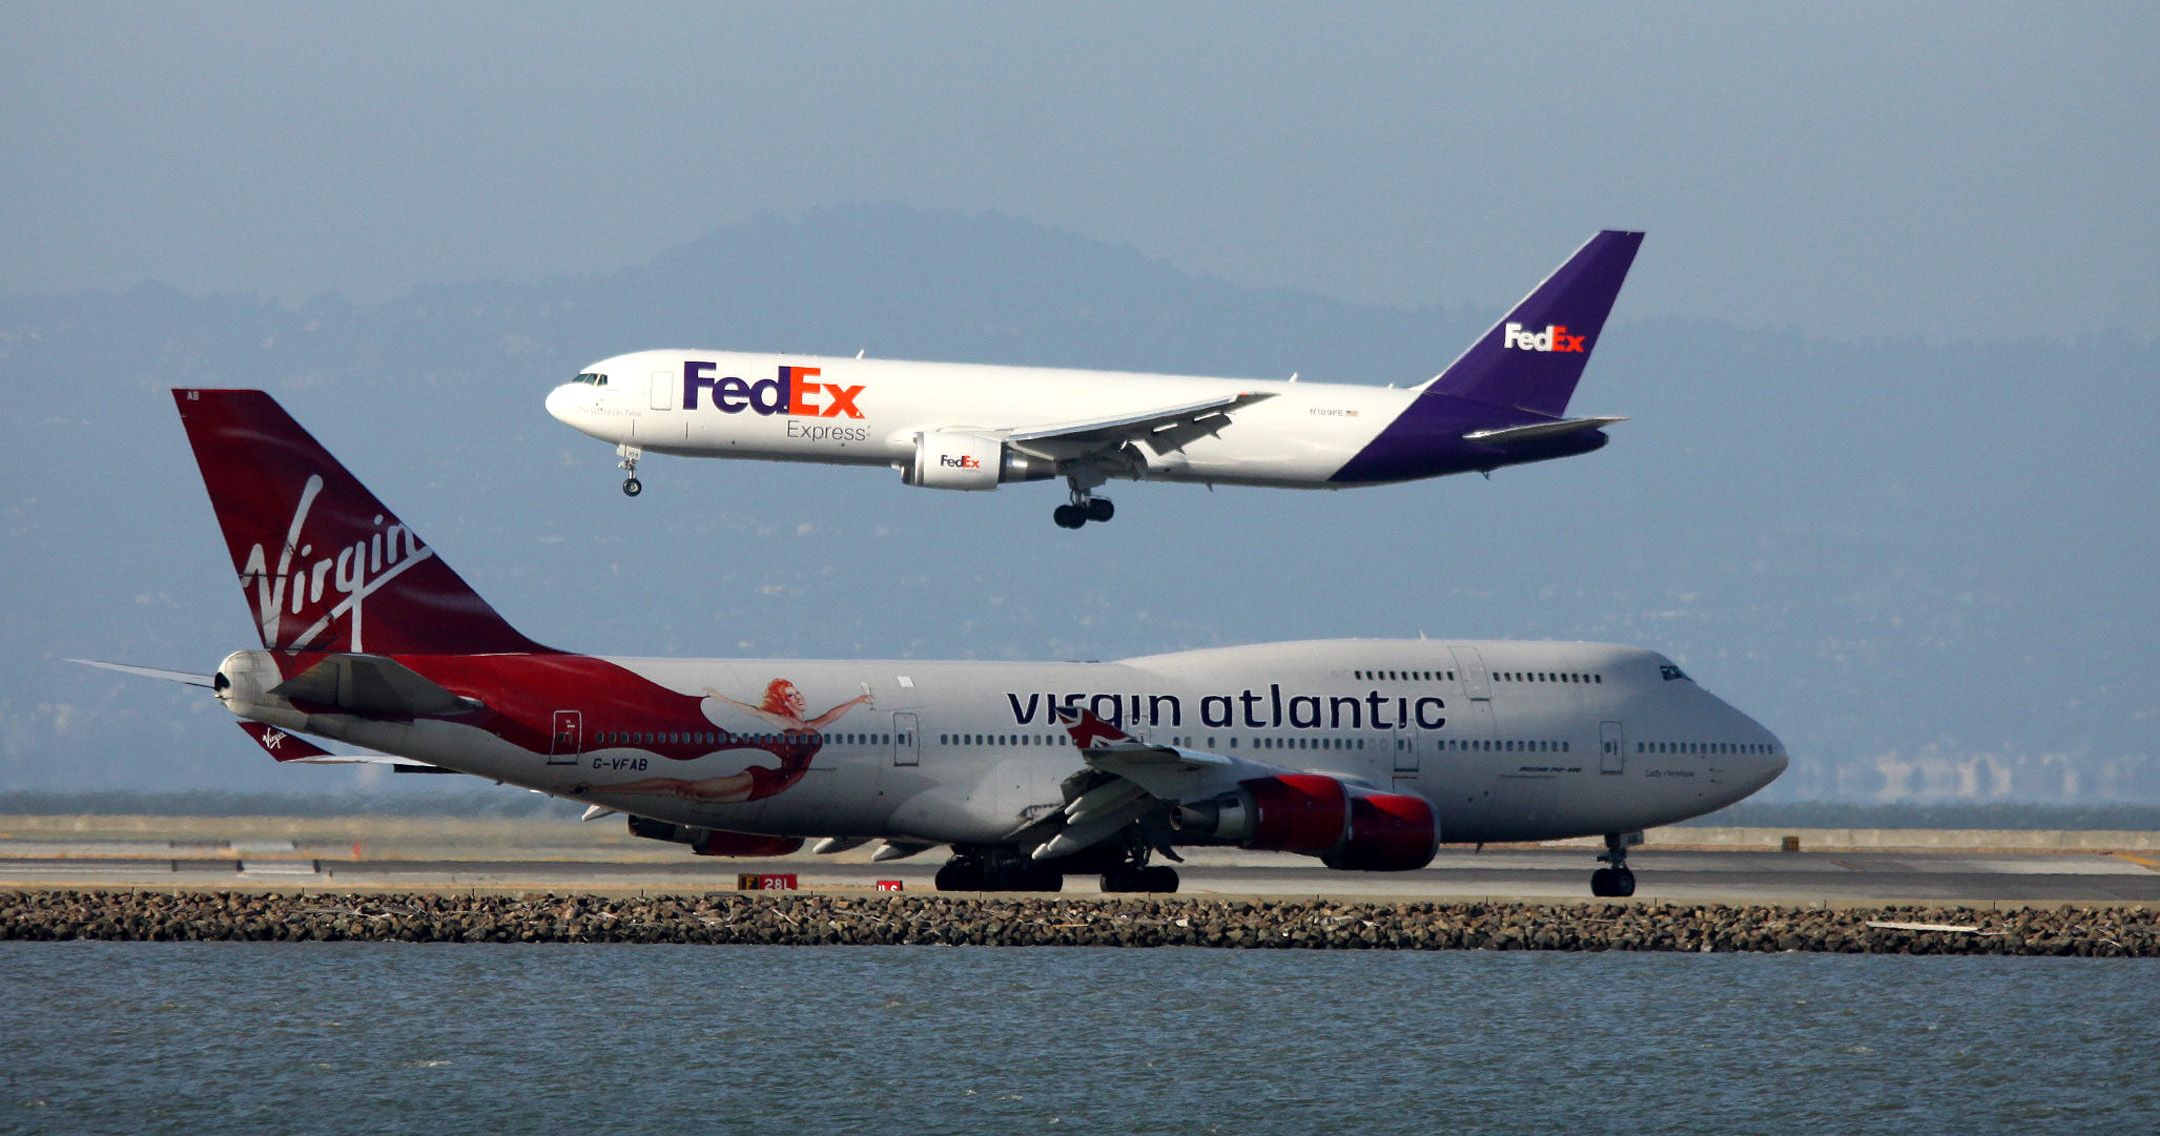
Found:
<box><xmin>1322</xmin><ymin>792</ymin><xmax>1440</xmax><ymax>872</ymax></box>
<box><xmin>1174</xmin><ymin>775</ymin><xmax>1439</xmax><ymax>871</ymax></box>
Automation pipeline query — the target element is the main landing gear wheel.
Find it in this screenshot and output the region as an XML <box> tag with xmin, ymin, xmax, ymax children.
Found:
<box><xmin>1590</xmin><ymin>831</ymin><xmax>1640</xmax><ymax>897</ymax></box>
<box><xmin>1053</xmin><ymin>475</ymin><xmax>1114</xmax><ymax>528</ymax></box>
<box><xmin>1104</xmin><ymin>867</ymin><xmax>1178</xmax><ymax>892</ymax></box>
<box><xmin>935</xmin><ymin>852</ymin><xmax>1064</xmax><ymax>892</ymax></box>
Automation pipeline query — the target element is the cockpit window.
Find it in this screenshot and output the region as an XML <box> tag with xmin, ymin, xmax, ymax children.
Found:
<box><xmin>1658</xmin><ymin>664</ymin><xmax>1691</xmax><ymax>682</ymax></box>
<box><xmin>572</xmin><ymin>372</ymin><xmax>609</xmax><ymax>386</ymax></box>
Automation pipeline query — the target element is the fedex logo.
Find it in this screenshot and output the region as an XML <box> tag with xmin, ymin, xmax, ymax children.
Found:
<box><xmin>1502</xmin><ymin>323</ymin><xmax>1587</xmax><ymax>353</ymax></box>
<box><xmin>683</xmin><ymin>363</ymin><xmax>865</xmax><ymax>418</ymax></box>
<box><xmin>940</xmin><ymin>455</ymin><xmax>981</xmax><ymax>470</ymax></box>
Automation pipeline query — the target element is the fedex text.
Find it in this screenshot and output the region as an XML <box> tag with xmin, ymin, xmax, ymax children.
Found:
<box><xmin>684</xmin><ymin>363</ymin><xmax>866</xmax><ymax>418</ymax></box>
<box><xmin>1502</xmin><ymin>323</ymin><xmax>1586</xmax><ymax>353</ymax></box>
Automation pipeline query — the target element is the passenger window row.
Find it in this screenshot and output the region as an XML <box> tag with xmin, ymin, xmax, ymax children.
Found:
<box><xmin>596</xmin><ymin>730</ymin><xmax>895</xmax><ymax>746</ymax></box>
<box><xmin>1636</xmin><ymin>741</ymin><xmax>1775</xmax><ymax>755</ymax></box>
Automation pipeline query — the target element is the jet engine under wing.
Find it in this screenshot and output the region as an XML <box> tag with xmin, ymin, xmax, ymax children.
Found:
<box><xmin>269</xmin><ymin>653</ymin><xmax>481</xmax><ymax>718</ymax></box>
<box><xmin>1462</xmin><ymin>415</ymin><xmax>1627</xmax><ymax>445</ymax></box>
<box><xmin>1019</xmin><ymin>706</ymin><xmax>1314</xmax><ymax>860</ymax></box>
<box><xmin>1002</xmin><ymin>391</ymin><xmax>1276</xmax><ymax>461</ymax></box>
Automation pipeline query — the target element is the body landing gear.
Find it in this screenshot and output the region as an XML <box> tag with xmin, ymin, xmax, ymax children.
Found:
<box><xmin>1053</xmin><ymin>477</ymin><xmax>1114</xmax><ymax>529</ymax></box>
<box><xmin>1590</xmin><ymin>830</ymin><xmax>1641</xmax><ymax>897</ymax></box>
<box><xmin>617</xmin><ymin>444</ymin><xmax>643</xmax><ymax>497</ymax></box>
<box><xmin>1100</xmin><ymin>864</ymin><xmax>1178</xmax><ymax>893</ymax></box>
<box><xmin>934</xmin><ymin>849</ymin><xmax>1065</xmax><ymax>892</ymax></box>
<box><xmin>1098</xmin><ymin>844</ymin><xmax>1178</xmax><ymax>893</ymax></box>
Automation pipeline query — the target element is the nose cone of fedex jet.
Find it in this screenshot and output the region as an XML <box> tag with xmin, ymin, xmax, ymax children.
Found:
<box><xmin>545</xmin><ymin>382</ymin><xmax>603</xmax><ymax>439</ymax></box>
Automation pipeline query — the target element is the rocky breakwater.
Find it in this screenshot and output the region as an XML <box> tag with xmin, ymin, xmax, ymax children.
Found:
<box><xmin>2</xmin><ymin>891</ymin><xmax>2154</xmax><ymax>956</ymax></box>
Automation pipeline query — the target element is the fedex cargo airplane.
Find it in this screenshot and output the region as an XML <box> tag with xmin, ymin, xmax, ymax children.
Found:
<box><xmin>548</xmin><ymin>230</ymin><xmax>1643</xmax><ymax>527</ymax></box>
<box><xmin>87</xmin><ymin>388</ymin><xmax>1784</xmax><ymax>897</ymax></box>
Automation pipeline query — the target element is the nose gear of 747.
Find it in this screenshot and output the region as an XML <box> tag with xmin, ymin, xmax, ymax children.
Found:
<box><xmin>1590</xmin><ymin>830</ymin><xmax>1641</xmax><ymax>897</ymax></box>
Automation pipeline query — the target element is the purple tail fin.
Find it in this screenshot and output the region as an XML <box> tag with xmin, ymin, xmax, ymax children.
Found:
<box><xmin>173</xmin><ymin>389</ymin><xmax>550</xmax><ymax>656</ymax></box>
<box><xmin>1423</xmin><ymin>230</ymin><xmax>1643</xmax><ymax>415</ymax></box>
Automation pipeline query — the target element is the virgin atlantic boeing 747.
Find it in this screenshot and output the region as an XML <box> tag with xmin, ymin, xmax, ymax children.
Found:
<box><xmin>547</xmin><ymin>231</ymin><xmax>1643</xmax><ymax>527</ymax></box>
<box><xmin>84</xmin><ymin>387</ymin><xmax>1783</xmax><ymax>896</ymax></box>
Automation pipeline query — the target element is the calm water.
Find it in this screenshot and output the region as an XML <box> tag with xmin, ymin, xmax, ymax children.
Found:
<box><xmin>1</xmin><ymin>943</ymin><xmax>2153</xmax><ymax>1134</ymax></box>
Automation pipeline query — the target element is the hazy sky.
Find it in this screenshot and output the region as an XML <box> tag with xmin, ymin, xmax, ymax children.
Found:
<box><xmin>6</xmin><ymin>4</ymin><xmax>2153</xmax><ymax>341</ymax></box>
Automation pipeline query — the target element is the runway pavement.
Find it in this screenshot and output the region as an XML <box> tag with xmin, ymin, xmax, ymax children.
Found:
<box><xmin>3</xmin><ymin>819</ymin><xmax>2157</xmax><ymax>904</ymax></box>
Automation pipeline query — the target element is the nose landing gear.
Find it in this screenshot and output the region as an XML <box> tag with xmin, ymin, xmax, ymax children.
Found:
<box><xmin>1590</xmin><ymin>830</ymin><xmax>1641</xmax><ymax>897</ymax></box>
<box><xmin>617</xmin><ymin>444</ymin><xmax>643</xmax><ymax>497</ymax></box>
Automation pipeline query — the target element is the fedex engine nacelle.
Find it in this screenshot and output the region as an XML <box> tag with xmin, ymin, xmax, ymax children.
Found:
<box><xmin>902</xmin><ymin>432</ymin><xmax>1055</xmax><ymax>491</ymax></box>
<box><xmin>1173</xmin><ymin>774</ymin><xmax>1440</xmax><ymax>871</ymax></box>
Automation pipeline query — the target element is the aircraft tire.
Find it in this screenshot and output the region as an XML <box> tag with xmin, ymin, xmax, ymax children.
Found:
<box><xmin>935</xmin><ymin>860</ymin><xmax>983</xmax><ymax>891</ymax></box>
<box><xmin>622</xmin><ymin>478</ymin><xmax>643</xmax><ymax>498</ymax></box>
<box><xmin>1611</xmin><ymin>867</ymin><xmax>1636</xmax><ymax>897</ymax></box>
<box><xmin>1141</xmin><ymin>866</ymin><xmax>1179</xmax><ymax>893</ymax></box>
<box><xmin>1590</xmin><ymin>868</ymin><xmax>1615</xmax><ymax>897</ymax></box>
<box><xmin>1100</xmin><ymin>865</ymin><xmax>1142</xmax><ymax>893</ymax></box>
<box><xmin>1053</xmin><ymin>504</ymin><xmax>1085</xmax><ymax>529</ymax></box>
<box><xmin>1086</xmin><ymin>498</ymin><xmax>1114</xmax><ymax>523</ymax></box>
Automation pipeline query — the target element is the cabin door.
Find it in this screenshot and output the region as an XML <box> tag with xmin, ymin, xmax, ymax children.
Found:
<box><xmin>1600</xmin><ymin>720</ymin><xmax>1627</xmax><ymax>775</ymax></box>
<box><xmin>891</xmin><ymin>712</ymin><xmax>920</xmax><ymax>767</ymax></box>
<box><xmin>548</xmin><ymin>710</ymin><xmax>583</xmax><ymax>765</ymax></box>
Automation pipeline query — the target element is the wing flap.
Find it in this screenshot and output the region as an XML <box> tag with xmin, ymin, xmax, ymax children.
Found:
<box><xmin>1003</xmin><ymin>391</ymin><xmax>1276</xmax><ymax>459</ymax></box>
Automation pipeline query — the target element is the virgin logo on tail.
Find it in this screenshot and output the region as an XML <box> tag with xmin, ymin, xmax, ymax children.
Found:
<box><xmin>238</xmin><ymin>474</ymin><xmax>435</xmax><ymax>652</ymax></box>
<box><xmin>1502</xmin><ymin>322</ymin><xmax>1587</xmax><ymax>353</ymax></box>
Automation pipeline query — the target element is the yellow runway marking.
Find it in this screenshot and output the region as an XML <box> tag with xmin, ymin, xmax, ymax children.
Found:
<box><xmin>2112</xmin><ymin>852</ymin><xmax>2160</xmax><ymax>872</ymax></box>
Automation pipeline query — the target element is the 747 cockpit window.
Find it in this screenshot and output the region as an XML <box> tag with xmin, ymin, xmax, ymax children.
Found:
<box><xmin>572</xmin><ymin>372</ymin><xmax>609</xmax><ymax>386</ymax></box>
<box><xmin>1659</xmin><ymin>664</ymin><xmax>1691</xmax><ymax>682</ymax></box>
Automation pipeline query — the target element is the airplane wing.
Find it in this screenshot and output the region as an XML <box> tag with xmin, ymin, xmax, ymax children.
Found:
<box><xmin>1000</xmin><ymin>391</ymin><xmax>1276</xmax><ymax>463</ymax></box>
<box><xmin>1019</xmin><ymin>706</ymin><xmax>1310</xmax><ymax>862</ymax></box>
<box><xmin>1462</xmin><ymin>415</ymin><xmax>1627</xmax><ymax>445</ymax></box>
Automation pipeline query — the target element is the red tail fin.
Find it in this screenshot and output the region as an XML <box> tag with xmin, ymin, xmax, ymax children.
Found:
<box><xmin>173</xmin><ymin>389</ymin><xmax>548</xmax><ymax>655</ymax></box>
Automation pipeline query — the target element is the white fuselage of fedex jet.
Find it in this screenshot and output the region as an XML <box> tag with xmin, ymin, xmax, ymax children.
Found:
<box><xmin>546</xmin><ymin>231</ymin><xmax>1645</xmax><ymax>528</ymax></box>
